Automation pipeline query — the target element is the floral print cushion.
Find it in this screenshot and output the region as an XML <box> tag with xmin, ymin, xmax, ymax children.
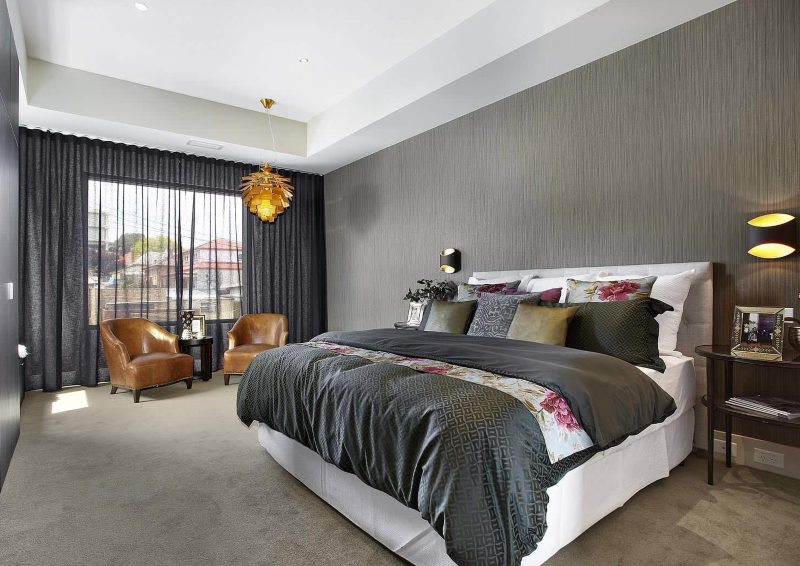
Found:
<box><xmin>307</xmin><ymin>341</ymin><xmax>594</xmax><ymax>463</ymax></box>
<box><xmin>565</xmin><ymin>276</ymin><xmax>656</xmax><ymax>303</ymax></box>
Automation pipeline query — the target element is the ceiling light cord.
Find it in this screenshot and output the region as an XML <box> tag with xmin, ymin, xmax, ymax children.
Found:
<box><xmin>266</xmin><ymin>107</ymin><xmax>278</xmax><ymax>168</ymax></box>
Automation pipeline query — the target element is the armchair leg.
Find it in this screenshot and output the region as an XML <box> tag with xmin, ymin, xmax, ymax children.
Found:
<box><xmin>110</xmin><ymin>386</ymin><xmax>118</xmax><ymax>395</ymax></box>
<box><xmin>185</xmin><ymin>378</ymin><xmax>193</xmax><ymax>389</ymax></box>
<box><xmin>133</xmin><ymin>389</ymin><xmax>141</xmax><ymax>403</ymax></box>
<box><xmin>224</xmin><ymin>373</ymin><xmax>230</xmax><ymax>386</ymax></box>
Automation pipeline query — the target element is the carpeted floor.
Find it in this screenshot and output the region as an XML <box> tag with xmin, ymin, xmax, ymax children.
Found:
<box><xmin>1</xmin><ymin>375</ymin><xmax>799</xmax><ymax>566</ymax></box>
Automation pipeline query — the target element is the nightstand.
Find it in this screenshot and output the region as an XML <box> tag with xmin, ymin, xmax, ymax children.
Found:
<box><xmin>695</xmin><ymin>345</ymin><xmax>800</xmax><ymax>485</ymax></box>
<box><xmin>179</xmin><ymin>336</ymin><xmax>214</xmax><ymax>381</ymax></box>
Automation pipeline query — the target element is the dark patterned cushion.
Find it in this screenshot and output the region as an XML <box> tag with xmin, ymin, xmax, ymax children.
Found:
<box><xmin>467</xmin><ymin>292</ymin><xmax>540</xmax><ymax>338</ymax></box>
<box><xmin>565</xmin><ymin>276</ymin><xmax>656</xmax><ymax>303</ymax></box>
<box><xmin>542</xmin><ymin>298</ymin><xmax>673</xmax><ymax>371</ymax></box>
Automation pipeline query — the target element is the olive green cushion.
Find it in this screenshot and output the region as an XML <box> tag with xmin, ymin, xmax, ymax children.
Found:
<box><xmin>423</xmin><ymin>300</ymin><xmax>477</xmax><ymax>334</ymax></box>
<box><xmin>506</xmin><ymin>304</ymin><xmax>579</xmax><ymax>345</ymax></box>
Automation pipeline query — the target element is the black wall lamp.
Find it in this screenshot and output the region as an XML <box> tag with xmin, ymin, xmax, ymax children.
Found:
<box><xmin>439</xmin><ymin>248</ymin><xmax>461</xmax><ymax>274</ymax></box>
<box><xmin>747</xmin><ymin>213</ymin><xmax>797</xmax><ymax>259</ymax></box>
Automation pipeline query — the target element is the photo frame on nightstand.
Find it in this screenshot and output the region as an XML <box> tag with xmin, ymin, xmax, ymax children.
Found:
<box><xmin>731</xmin><ymin>306</ymin><xmax>784</xmax><ymax>360</ymax></box>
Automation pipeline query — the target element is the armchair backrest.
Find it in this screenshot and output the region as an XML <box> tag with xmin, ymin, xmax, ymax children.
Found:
<box><xmin>100</xmin><ymin>318</ymin><xmax>178</xmax><ymax>357</ymax></box>
<box><xmin>230</xmin><ymin>313</ymin><xmax>289</xmax><ymax>347</ymax></box>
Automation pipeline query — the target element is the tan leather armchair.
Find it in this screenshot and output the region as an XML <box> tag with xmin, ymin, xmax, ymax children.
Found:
<box><xmin>100</xmin><ymin>318</ymin><xmax>194</xmax><ymax>403</ymax></box>
<box><xmin>223</xmin><ymin>313</ymin><xmax>289</xmax><ymax>385</ymax></box>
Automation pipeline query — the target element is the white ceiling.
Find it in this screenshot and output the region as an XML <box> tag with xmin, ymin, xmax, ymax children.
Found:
<box><xmin>19</xmin><ymin>0</ymin><xmax>494</xmax><ymax>121</ymax></box>
<box><xmin>9</xmin><ymin>0</ymin><xmax>736</xmax><ymax>174</ymax></box>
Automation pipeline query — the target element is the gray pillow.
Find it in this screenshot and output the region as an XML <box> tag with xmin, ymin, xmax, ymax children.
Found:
<box><xmin>423</xmin><ymin>300</ymin><xmax>477</xmax><ymax>334</ymax></box>
<box><xmin>467</xmin><ymin>293</ymin><xmax>540</xmax><ymax>338</ymax></box>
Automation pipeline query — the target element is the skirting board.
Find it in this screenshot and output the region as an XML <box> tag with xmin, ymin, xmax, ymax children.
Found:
<box><xmin>702</xmin><ymin>432</ymin><xmax>800</xmax><ymax>481</ymax></box>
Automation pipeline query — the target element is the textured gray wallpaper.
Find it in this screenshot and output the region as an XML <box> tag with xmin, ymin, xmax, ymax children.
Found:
<box><xmin>325</xmin><ymin>1</ymin><xmax>800</xmax><ymax>444</ymax></box>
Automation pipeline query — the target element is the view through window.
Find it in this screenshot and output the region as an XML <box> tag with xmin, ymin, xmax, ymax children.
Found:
<box><xmin>87</xmin><ymin>179</ymin><xmax>243</xmax><ymax>326</ymax></box>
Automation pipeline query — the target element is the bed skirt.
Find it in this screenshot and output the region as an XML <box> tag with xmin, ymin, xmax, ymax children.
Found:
<box><xmin>257</xmin><ymin>406</ymin><xmax>694</xmax><ymax>566</ymax></box>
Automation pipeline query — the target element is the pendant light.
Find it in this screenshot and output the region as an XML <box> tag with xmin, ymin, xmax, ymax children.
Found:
<box><xmin>241</xmin><ymin>98</ymin><xmax>294</xmax><ymax>223</ymax></box>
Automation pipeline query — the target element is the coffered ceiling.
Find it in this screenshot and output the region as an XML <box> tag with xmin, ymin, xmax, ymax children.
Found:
<box><xmin>7</xmin><ymin>0</ymin><xmax>735</xmax><ymax>174</ymax></box>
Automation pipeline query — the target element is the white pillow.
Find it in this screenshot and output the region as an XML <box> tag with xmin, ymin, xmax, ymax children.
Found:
<box><xmin>467</xmin><ymin>276</ymin><xmax>522</xmax><ymax>285</ymax></box>
<box><xmin>596</xmin><ymin>270</ymin><xmax>695</xmax><ymax>352</ymax></box>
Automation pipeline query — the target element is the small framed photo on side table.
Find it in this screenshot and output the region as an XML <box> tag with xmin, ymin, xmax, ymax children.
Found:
<box><xmin>191</xmin><ymin>314</ymin><xmax>206</xmax><ymax>338</ymax></box>
<box><xmin>731</xmin><ymin>306</ymin><xmax>785</xmax><ymax>360</ymax></box>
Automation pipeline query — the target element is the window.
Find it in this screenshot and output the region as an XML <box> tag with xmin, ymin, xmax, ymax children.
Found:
<box><xmin>87</xmin><ymin>178</ymin><xmax>243</xmax><ymax>325</ymax></box>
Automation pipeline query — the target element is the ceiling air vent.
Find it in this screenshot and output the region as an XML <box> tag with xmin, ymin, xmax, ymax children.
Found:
<box><xmin>187</xmin><ymin>139</ymin><xmax>224</xmax><ymax>151</ymax></box>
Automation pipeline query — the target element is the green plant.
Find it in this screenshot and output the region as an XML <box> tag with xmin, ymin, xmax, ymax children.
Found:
<box><xmin>404</xmin><ymin>279</ymin><xmax>456</xmax><ymax>302</ymax></box>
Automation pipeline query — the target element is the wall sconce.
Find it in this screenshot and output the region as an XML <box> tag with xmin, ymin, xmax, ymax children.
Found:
<box><xmin>439</xmin><ymin>248</ymin><xmax>461</xmax><ymax>274</ymax></box>
<box><xmin>747</xmin><ymin>213</ymin><xmax>797</xmax><ymax>259</ymax></box>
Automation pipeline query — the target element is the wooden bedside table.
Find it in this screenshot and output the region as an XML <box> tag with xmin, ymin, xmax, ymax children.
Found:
<box><xmin>695</xmin><ymin>345</ymin><xmax>800</xmax><ymax>485</ymax></box>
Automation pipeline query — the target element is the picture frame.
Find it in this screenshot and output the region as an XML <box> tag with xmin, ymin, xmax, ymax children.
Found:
<box><xmin>191</xmin><ymin>314</ymin><xmax>206</xmax><ymax>338</ymax></box>
<box><xmin>731</xmin><ymin>306</ymin><xmax>785</xmax><ymax>360</ymax></box>
<box><xmin>406</xmin><ymin>301</ymin><xmax>426</xmax><ymax>327</ymax></box>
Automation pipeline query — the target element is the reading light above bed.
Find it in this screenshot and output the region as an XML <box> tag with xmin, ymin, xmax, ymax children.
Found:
<box><xmin>440</xmin><ymin>248</ymin><xmax>461</xmax><ymax>274</ymax></box>
<box><xmin>747</xmin><ymin>213</ymin><xmax>797</xmax><ymax>259</ymax></box>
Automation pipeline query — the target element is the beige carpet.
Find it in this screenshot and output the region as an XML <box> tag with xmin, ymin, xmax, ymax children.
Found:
<box><xmin>1</xmin><ymin>375</ymin><xmax>799</xmax><ymax>566</ymax></box>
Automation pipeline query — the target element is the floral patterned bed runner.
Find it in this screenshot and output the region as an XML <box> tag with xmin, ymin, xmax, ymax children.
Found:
<box><xmin>307</xmin><ymin>341</ymin><xmax>594</xmax><ymax>463</ymax></box>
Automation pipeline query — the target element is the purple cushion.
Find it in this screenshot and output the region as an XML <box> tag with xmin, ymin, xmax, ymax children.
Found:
<box><xmin>539</xmin><ymin>287</ymin><xmax>562</xmax><ymax>302</ymax></box>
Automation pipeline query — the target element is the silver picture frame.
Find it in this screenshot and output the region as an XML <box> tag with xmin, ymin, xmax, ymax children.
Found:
<box><xmin>406</xmin><ymin>301</ymin><xmax>426</xmax><ymax>327</ymax></box>
<box><xmin>731</xmin><ymin>306</ymin><xmax>785</xmax><ymax>360</ymax></box>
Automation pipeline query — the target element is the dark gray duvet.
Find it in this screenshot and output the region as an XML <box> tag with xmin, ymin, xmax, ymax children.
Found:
<box><xmin>237</xmin><ymin>329</ymin><xmax>676</xmax><ymax>566</ymax></box>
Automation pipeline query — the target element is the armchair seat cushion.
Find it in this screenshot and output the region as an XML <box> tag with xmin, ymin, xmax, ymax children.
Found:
<box><xmin>126</xmin><ymin>352</ymin><xmax>194</xmax><ymax>388</ymax></box>
<box><xmin>224</xmin><ymin>344</ymin><xmax>277</xmax><ymax>374</ymax></box>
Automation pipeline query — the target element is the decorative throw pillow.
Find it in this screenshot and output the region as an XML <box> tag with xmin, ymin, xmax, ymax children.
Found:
<box><xmin>565</xmin><ymin>276</ymin><xmax>656</xmax><ymax>303</ymax></box>
<box><xmin>595</xmin><ymin>270</ymin><xmax>695</xmax><ymax>352</ymax></box>
<box><xmin>543</xmin><ymin>298</ymin><xmax>673</xmax><ymax>371</ymax></box>
<box><xmin>457</xmin><ymin>280</ymin><xmax>520</xmax><ymax>301</ymax></box>
<box><xmin>538</xmin><ymin>287</ymin><xmax>562</xmax><ymax>302</ymax></box>
<box><xmin>467</xmin><ymin>293</ymin><xmax>540</xmax><ymax>338</ymax></box>
<box><xmin>507</xmin><ymin>304</ymin><xmax>579</xmax><ymax>346</ymax></box>
<box><xmin>423</xmin><ymin>300</ymin><xmax>477</xmax><ymax>334</ymax></box>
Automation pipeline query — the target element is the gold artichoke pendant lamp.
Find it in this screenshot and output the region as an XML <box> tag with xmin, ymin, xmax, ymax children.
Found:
<box><xmin>241</xmin><ymin>98</ymin><xmax>293</xmax><ymax>223</ymax></box>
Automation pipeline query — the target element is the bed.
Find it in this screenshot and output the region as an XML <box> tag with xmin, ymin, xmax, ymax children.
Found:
<box><xmin>240</xmin><ymin>261</ymin><xmax>712</xmax><ymax>566</ymax></box>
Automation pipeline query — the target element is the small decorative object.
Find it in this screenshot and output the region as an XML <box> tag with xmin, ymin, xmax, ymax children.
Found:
<box><xmin>406</xmin><ymin>302</ymin><xmax>426</xmax><ymax>327</ymax></box>
<box><xmin>180</xmin><ymin>310</ymin><xmax>195</xmax><ymax>340</ymax></box>
<box><xmin>747</xmin><ymin>213</ymin><xmax>796</xmax><ymax>259</ymax></box>
<box><xmin>731</xmin><ymin>306</ymin><xmax>785</xmax><ymax>360</ymax></box>
<box><xmin>403</xmin><ymin>279</ymin><xmax>458</xmax><ymax>327</ymax></box>
<box><xmin>191</xmin><ymin>314</ymin><xmax>206</xmax><ymax>339</ymax></box>
<box><xmin>240</xmin><ymin>98</ymin><xmax>294</xmax><ymax>223</ymax></box>
<box><xmin>439</xmin><ymin>248</ymin><xmax>461</xmax><ymax>274</ymax></box>
<box><xmin>785</xmin><ymin>317</ymin><xmax>800</xmax><ymax>351</ymax></box>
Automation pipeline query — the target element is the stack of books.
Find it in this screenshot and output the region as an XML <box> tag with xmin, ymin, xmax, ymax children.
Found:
<box><xmin>725</xmin><ymin>395</ymin><xmax>800</xmax><ymax>420</ymax></box>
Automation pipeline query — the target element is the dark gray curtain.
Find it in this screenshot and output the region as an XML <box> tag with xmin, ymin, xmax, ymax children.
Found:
<box><xmin>19</xmin><ymin>128</ymin><xmax>326</xmax><ymax>391</ymax></box>
<box><xmin>243</xmin><ymin>170</ymin><xmax>327</xmax><ymax>343</ymax></box>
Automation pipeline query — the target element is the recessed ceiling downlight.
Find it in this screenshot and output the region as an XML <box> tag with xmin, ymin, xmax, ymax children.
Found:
<box><xmin>134</xmin><ymin>2</ymin><xmax>148</xmax><ymax>11</ymax></box>
<box><xmin>299</xmin><ymin>57</ymin><xmax>310</xmax><ymax>64</ymax></box>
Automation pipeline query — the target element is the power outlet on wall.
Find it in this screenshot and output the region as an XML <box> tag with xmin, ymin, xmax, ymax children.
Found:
<box><xmin>753</xmin><ymin>447</ymin><xmax>784</xmax><ymax>469</ymax></box>
<box><xmin>785</xmin><ymin>307</ymin><xmax>795</xmax><ymax>319</ymax></box>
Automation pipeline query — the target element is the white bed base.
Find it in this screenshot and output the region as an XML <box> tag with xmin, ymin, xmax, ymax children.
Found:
<box><xmin>257</xmin><ymin>261</ymin><xmax>712</xmax><ymax>565</ymax></box>
<box><xmin>260</xmin><ymin>407</ymin><xmax>693</xmax><ymax>565</ymax></box>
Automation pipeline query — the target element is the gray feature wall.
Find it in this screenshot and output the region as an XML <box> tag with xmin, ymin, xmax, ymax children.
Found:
<box><xmin>0</xmin><ymin>0</ymin><xmax>20</xmax><ymax>490</ymax></box>
<box><xmin>325</xmin><ymin>0</ymin><xmax>800</xmax><ymax>447</ymax></box>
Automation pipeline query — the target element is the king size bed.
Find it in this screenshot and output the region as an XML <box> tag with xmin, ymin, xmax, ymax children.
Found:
<box><xmin>237</xmin><ymin>262</ymin><xmax>712</xmax><ymax>566</ymax></box>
